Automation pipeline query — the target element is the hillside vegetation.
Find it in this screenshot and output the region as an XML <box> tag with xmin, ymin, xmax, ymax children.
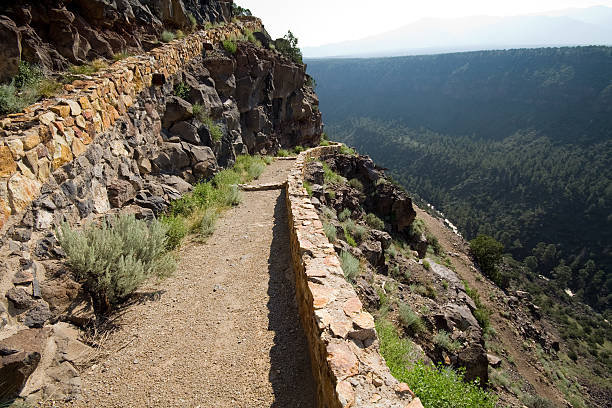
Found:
<box><xmin>307</xmin><ymin>46</ymin><xmax>612</xmax><ymax>315</ymax></box>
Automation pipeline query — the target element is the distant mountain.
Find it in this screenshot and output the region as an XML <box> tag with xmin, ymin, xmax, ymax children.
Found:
<box><xmin>303</xmin><ymin>6</ymin><xmax>612</xmax><ymax>58</ymax></box>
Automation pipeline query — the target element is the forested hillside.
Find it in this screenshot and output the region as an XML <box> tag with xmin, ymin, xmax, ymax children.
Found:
<box><xmin>307</xmin><ymin>47</ymin><xmax>612</xmax><ymax>313</ymax></box>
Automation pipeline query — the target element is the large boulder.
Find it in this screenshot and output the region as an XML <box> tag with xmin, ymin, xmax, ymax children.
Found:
<box><xmin>161</xmin><ymin>97</ymin><xmax>193</xmax><ymax>129</ymax></box>
<box><xmin>457</xmin><ymin>344</ymin><xmax>489</xmax><ymax>386</ymax></box>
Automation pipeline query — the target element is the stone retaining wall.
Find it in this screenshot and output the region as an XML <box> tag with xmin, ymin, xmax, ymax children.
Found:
<box><xmin>285</xmin><ymin>145</ymin><xmax>422</xmax><ymax>407</ymax></box>
<box><xmin>0</xmin><ymin>19</ymin><xmax>262</xmax><ymax>233</ymax></box>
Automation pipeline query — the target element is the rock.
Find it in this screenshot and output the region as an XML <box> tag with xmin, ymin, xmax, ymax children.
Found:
<box><xmin>359</xmin><ymin>240</ymin><xmax>383</xmax><ymax>267</ymax></box>
<box><xmin>11</xmin><ymin>227</ymin><xmax>32</xmax><ymax>242</ymax></box>
<box><xmin>487</xmin><ymin>353</ymin><xmax>502</xmax><ymax>368</ymax></box>
<box><xmin>305</xmin><ymin>161</ymin><xmax>324</xmax><ymax>185</ymax></box>
<box><xmin>370</xmin><ymin>229</ymin><xmax>392</xmax><ymax>249</ymax></box>
<box><xmin>107</xmin><ymin>179</ymin><xmax>136</xmax><ymax>207</ymax></box>
<box><xmin>169</xmin><ymin>121</ymin><xmax>200</xmax><ymax>144</ymax></box>
<box><xmin>0</xmin><ymin>16</ymin><xmax>21</xmax><ymax>82</ymax></box>
<box><xmin>7</xmin><ymin>287</ymin><xmax>35</xmax><ymax>310</ymax></box>
<box><xmin>457</xmin><ymin>344</ymin><xmax>489</xmax><ymax>386</ymax></box>
<box><xmin>23</xmin><ymin>301</ymin><xmax>52</xmax><ymax>328</ymax></box>
<box><xmin>373</xmin><ymin>182</ymin><xmax>416</xmax><ymax>233</ymax></box>
<box><xmin>0</xmin><ymin>327</ymin><xmax>51</xmax><ymax>398</ymax></box>
<box><xmin>159</xmin><ymin>175</ymin><xmax>192</xmax><ymax>194</ymax></box>
<box><xmin>445</xmin><ymin>303</ymin><xmax>480</xmax><ymax>332</ymax></box>
<box><xmin>428</xmin><ymin>260</ymin><xmax>461</xmax><ymax>285</ymax></box>
<box><xmin>13</xmin><ymin>269</ymin><xmax>34</xmax><ymax>285</ymax></box>
<box><xmin>161</xmin><ymin>97</ymin><xmax>193</xmax><ymax>129</ymax></box>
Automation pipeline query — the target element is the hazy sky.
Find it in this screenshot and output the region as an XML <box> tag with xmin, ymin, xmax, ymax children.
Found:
<box><xmin>238</xmin><ymin>0</ymin><xmax>612</xmax><ymax>46</ymax></box>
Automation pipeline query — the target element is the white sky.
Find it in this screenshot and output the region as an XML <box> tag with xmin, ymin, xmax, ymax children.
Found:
<box><xmin>237</xmin><ymin>0</ymin><xmax>612</xmax><ymax>46</ymax></box>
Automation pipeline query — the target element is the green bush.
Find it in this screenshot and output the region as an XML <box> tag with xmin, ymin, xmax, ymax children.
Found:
<box><xmin>223</xmin><ymin>39</ymin><xmax>238</xmax><ymax>54</ymax></box>
<box><xmin>161</xmin><ymin>214</ymin><xmax>188</xmax><ymax>250</ymax></box>
<box><xmin>338</xmin><ymin>208</ymin><xmax>351</xmax><ymax>222</ymax></box>
<box><xmin>277</xmin><ymin>149</ymin><xmax>290</xmax><ymax>157</ymax></box>
<box><xmin>322</xmin><ymin>206</ymin><xmax>336</xmax><ymax>220</ymax></box>
<box><xmin>174</xmin><ymin>81</ymin><xmax>191</xmax><ymax>99</ymax></box>
<box><xmin>193</xmin><ymin>107</ymin><xmax>223</xmax><ymax>142</ymax></box>
<box><xmin>274</xmin><ymin>31</ymin><xmax>302</xmax><ymax>64</ymax></box>
<box><xmin>57</xmin><ymin>215</ymin><xmax>175</xmax><ymax>312</ymax></box>
<box><xmin>0</xmin><ymin>62</ymin><xmax>61</xmax><ymax>114</ymax></box>
<box><xmin>161</xmin><ymin>30</ymin><xmax>176</xmax><ymax>43</ymax></box>
<box><xmin>365</xmin><ymin>213</ymin><xmax>385</xmax><ymax>229</ymax></box>
<box><xmin>340</xmin><ymin>251</ymin><xmax>359</xmax><ymax>282</ymax></box>
<box><xmin>188</xmin><ymin>13</ymin><xmax>197</xmax><ymax>27</ymax></box>
<box><xmin>348</xmin><ymin>178</ymin><xmax>363</xmax><ymax>190</ymax></box>
<box><xmin>248</xmin><ymin>162</ymin><xmax>266</xmax><ymax>179</ymax></box>
<box><xmin>69</xmin><ymin>59</ymin><xmax>108</xmax><ymax>75</ymax></box>
<box><xmin>399</xmin><ymin>303</ymin><xmax>425</xmax><ymax>334</ymax></box>
<box><xmin>339</xmin><ymin>145</ymin><xmax>356</xmax><ymax>155</ymax></box>
<box><xmin>434</xmin><ymin>330</ymin><xmax>461</xmax><ymax>352</ymax></box>
<box><xmin>323</xmin><ymin>222</ymin><xmax>337</xmax><ymax>242</ymax></box>
<box><xmin>422</xmin><ymin>260</ymin><xmax>431</xmax><ymax>270</ymax></box>
<box><xmin>377</xmin><ymin>319</ymin><xmax>496</xmax><ymax>408</ymax></box>
<box><xmin>176</xmin><ymin>30</ymin><xmax>185</xmax><ymax>40</ymax></box>
<box><xmin>199</xmin><ymin>208</ymin><xmax>217</xmax><ymax>239</ymax></box>
<box><xmin>470</xmin><ymin>234</ymin><xmax>504</xmax><ymax>283</ymax></box>
<box><xmin>322</xmin><ymin>162</ymin><xmax>344</xmax><ymax>184</ymax></box>
<box><xmin>113</xmin><ymin>52</ymin><xmax>131</xmax><ymax>62</ymax></box>
<box><xmin>303</xmin><ymin>180</ymin><xmax>313</xmax><ymax>196</ymax></box>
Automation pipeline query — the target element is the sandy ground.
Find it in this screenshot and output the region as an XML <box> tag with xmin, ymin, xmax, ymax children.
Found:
<box><xmin>53</xmin><ymin>159</ymin><xmax>316</xmax><ymax>408</ymax></box>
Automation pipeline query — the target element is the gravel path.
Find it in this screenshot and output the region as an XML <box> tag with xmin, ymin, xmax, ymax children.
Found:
<box><xmin>60</xmin><ymin>159</ymin><xmax>316</xmax><ymax>407</ymax></box>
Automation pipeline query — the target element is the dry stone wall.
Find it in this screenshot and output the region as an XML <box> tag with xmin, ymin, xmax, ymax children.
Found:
<box><xmin>286</xmin><ymin>145</ymin><xmax>423</xmax><ymax>408</ymax></box>
<box><xmin>0</xmin><ymin>19</ymin><xmax>261</xmax><ymax>234</ymax></box>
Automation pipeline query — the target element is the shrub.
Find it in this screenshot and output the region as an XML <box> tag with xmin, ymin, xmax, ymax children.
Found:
<box><xmin>303</xmin><ymin>180</ymin><xmax>313</xmax><ymax>196</ymax></box>
<box><xmin>293</xmin><ymin>145</ymin><xmax>305</xmax><ymax>154</ymax></box>
<box><xmin>248</xmin><ymin>162</ymin><xmax>266</xmax><ymax>180</ymax></box>
<box><xmin>161</xmin><ymin>214</ymin><xmax>189</xmax><ymax>250</ymax></box>
<box><xmin>0</xmin><ymin>62</ymin><xmax>61</xmax><ymax>114</ymax></box>
<box><xmin>365</xmin><ymin>213</ymin><xmax>385</xmax><ymax>230</ymax></box>
<box><xmin>323</xmin><ymin>222</ymin><xmax>337</xmax><ymax>242</ymax></box>
<box><xmin>69</xmin><ymin>59</ymin><xmax>108</xmax><ymax>75</ymax></box>
<box><xmin>223</xmin><ymin>39</ymin><xmax>238</xmax><ymax>54</ymax></box>
<box><xmin>232</xmin><ymin>4</ymin><xmax>252</xmax><ymax>16</ymax></box>
<box><xmin>353</xmin><ymin>224</ymin><xmax>367</xmax><ymax>240</ymax></box>
<box><xmin>176</xmin><ymin>30</ymin><xmax>185</xmax><ymax>39</ymax></box>
<box><xmin>321</xmin><ymin>206</ymin><xmax>336</xmax><ymax>220</ymax></box>
<box><xmin>348</xmin><ymin>178</ymin><xmax>363</xmax><ymax>190</ymax></box>
<box><xmin>470</xmin><ymin>234</ymin><xmax>504</xmax><ymax>283</ymax></box>
<box><xmin>113</xmin><ymin>52</ymin><xmax>131</xmax><ymax>61</ymax></box>
<box><xmin>399</xmin><ymin>303</ymin><xmax>425</xmax><ymax>334</ymax></box>
<box><xmin>199</xmin><ymin>208</ymin><xmax>217</xmax><ymax>239</ymax></box>
<box><xmin>338</xmin><ymin>208</ymin><xmax>351</xmax><ymax>222</ymax></box>
<box><xmin>473</xmin><ymin>308</ymin><xmax>491</xmax><ymax>330</ymax></box>
<box><xmin>523</xmin><ymin>394</ymin><xmax>556</xmax><ymax>408</ymax></box>
<box><xmin>322</xmin><ymin>163</ymin><xmax>344</xmax><ymax>184</ymax></box>
<box><xmin>57</xmin><ymin>215</ymin><xmax>175</xmax><ymax>312</ymax></box>
<box><xmin>422</xmin><ymin>260</ymin><xmax>431</xmax><ymax>270</ymax></box>
<box><xmin>174</xmin><ymin>81</ymin><xmax>191</xmax><ymax>99</ymax></box>
<box><xmin>340</xmin><ymin>251</ymin><xmax>359</xmax><ymax>282</ymax></box>
<box><xmin>161</xmin><ymin>30</ymin><xmax>176</xmax><ymax>43</ymax></box>
<box><xmin>434</xmin><ymin>330</ymin><xmax>461</xmax><ymax>352</ymax></box>
<box><xmin>274</xmin><ymin>30</ymin><xmax>302</xmax><ymax>64</ymax></box>
<box><xmin>194</xmin><ymin>110</ymin><xmax>223</xmax><ymax>142</ymax></box>
<box><xmin>188</xmin><ymin>13</ymin><xmax>197</xmax><ymax>27</ymax></box>
<box><xmin>277</xmin><ymin>149</ymin><xmax>290</xmax><ymax>157</ymax></box>
<box><xmin>339</xmin><ymin>145</ymin><xmax>356</xmax><ymax>155</ymax></box>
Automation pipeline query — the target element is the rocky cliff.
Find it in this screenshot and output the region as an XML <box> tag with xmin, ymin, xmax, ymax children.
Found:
<box><xmin>0</xmin><ymin>3</ymin><xmax>322</xmax><ymax>401</ymax></box>
<box><xmin>0</xmin><ymin>0</ymin><xmax>233</xmax><ymax>81</ymax></box>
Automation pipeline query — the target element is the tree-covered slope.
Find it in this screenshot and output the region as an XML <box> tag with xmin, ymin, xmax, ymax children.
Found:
<box><xmin>307</xmin><ymin>47</ymin><xmax>612</xmax><ymax>312</ymax></box>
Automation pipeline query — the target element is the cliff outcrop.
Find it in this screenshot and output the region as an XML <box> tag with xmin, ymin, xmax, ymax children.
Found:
<box><xmin>0</xmin><ymin>0</ymin><xmax>233</xmax><ymax>81</ymax></box>
<box><xmin>0</xmin><ymin>12</ymin><xmax>321</xmax><ymax>402</ymax></box>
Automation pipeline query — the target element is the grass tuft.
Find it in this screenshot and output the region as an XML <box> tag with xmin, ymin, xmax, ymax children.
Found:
<box><xmin>161</xmin><ymin>30</ymin><xmax>176</xmax><ymax>43</ymax></box>
<box><xmin>340</xmin><ymin>250</ymin><xmax>359</xmax><ymax>282</ymax></box>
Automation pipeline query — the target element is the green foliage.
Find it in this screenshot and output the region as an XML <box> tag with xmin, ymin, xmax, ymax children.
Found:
<box><xmin>188</xmin><ymin>13</ymin><xmax>197</xmax><ymax>27</ymax></box>
<box><xmin>338</xmin><ymin>208</ymin><xmax>351</xmax><ymax>222</ymax></box>
<box><xmin>303</xmin><ymin>180</ymin><xmax>313</xmax><ymax>196</ymax></box>
<box><xmin>470</xmin><ymin>234</ymin><xmax>505</xmax><ymax>286</ymax></box>
<box><xmin>522</xmin><ymin>394</ymin><xmax>556</xmax><ymax>408</ymax></box>
<box><xmin>113</xmin><ymin>52</ymin><xmax>131</xmax><ymax>61</ymax></box>
<box><xmin>275</xmin><ymin>31</ymin><xmax>303</xmax><ymax>64</ymax></box>
<box><xmin>422</xmin><ymin>260</ymin><xmax>430</xmax><ymax>270</ymax></box>
<box><xmin>323</xmin><ymin>222</ymin><xmax>337</xmax><ymax>242</ymax></box>
<box><xmin>161</xmin><ymin>30</ymin><xmax>176</xmax><ymax>43</ymax></box>
<box><xmin>56</xmin><ymin>215</ymin><xmax>175</xmax><ymax>311</ymax></box>
<box><xmin>276</xmin><ymin>149</ymin><xmax>290</xmax><ymax>157</ymax></box>
<box><xmin>434</xmin><ymin>330</ymin><xmax>461</xmax><ymax>352</ymax></box>
<box><xmin>340</xmin><ymin>251</ymin><xmax>359</xmax><ymax>282</ymax></box>
<box><xmin>176</xmin><ymin>30</ymin><xmax>185</xmax><ymax>40</ymax></box>
<box><xmin>462</xmin><ymin>280</ymin><xmax>491</xmax><ymax>330</ymax></box>
<box><xmin>232</xmin><ymin>4</ymin><xmax>252</xmax><ymax>16</ymax></box>
<box><xmin>322</xmin><ymin>162</ymin><xmax>344</xmax><ymax>184</ymax></box>
<box><xmin>223</xmin><ymin>39</ymin><xmax>238</xmax><ymax>54</ymax></box>
<box><xmin>293</xmin><ymin>145</ymin><xmax>306</xmax><ymax>154</ymax></box>
<box><xmin>161</xmin><ymin>214</ymin><xmax>188</xmax><ymax>250</ymax></box>
<box><xmin>398</xmin><ymin>303</ymin><xmax>425</xmax><ymax>334</ymax></box>
<box><xmin>344</xmin><ymin>228</ymin><xmax>357</xmax><ymax>247</ymax></box>
<box><xmin>192</xmin><ymin>105</ymin><xmax>224</xmax><ymax>142</ymax></box>
<box><xmin>199</xmin><ymin>208</ymin><xmax>217</xmax><ymax>239</ymax></box>
<box><xmin>365</xmin><ymin>213</ymin><xmax>385</xmax><ymax>230</ymax></box>
<box><xmin>248</xmin><ymin>162</ymin><xmax>265</xmax><ymax>180</ymax></box>
<box><xmin>376</xmin><ymin>319</ymin><xmax>495</xmax><ymax>408</ymax></box>
<box><xmin>322</xmin><ymin>206</ymin><xmax>336</xmax><ymax>220</ymax></box>
<box><xmin>311</xmin><ymin>47</ymin><xmax>612</xmax><ymax>313</ymax></box>
<box><xmin>348</xmin><ymin>178</ymin><xmax>363</xmax><ymax>190</ymax></box>
<box><xmin>305</xmin><ymin>75</ymin><xmax>317</xmax><ymax>88</ymax></box>
<box><xmin>339</xmin><ymin>144</ymin><xmax>357</xmax><ymax>155</ymax></box>
<box><xmin>174</xmin><ymin>81</ymin><xmax>191</xmax><ymax>99</ymax></box>
<box><xmin>0</xmin><ymin>62</ymin><xmax>61</xmax><ymax>114</ymax></box>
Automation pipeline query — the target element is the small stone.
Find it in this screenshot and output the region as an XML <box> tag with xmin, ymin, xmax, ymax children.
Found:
<box><xmin>7</xmin><ymin>138</ymin><xmax>24</xmax><ymax>159</ymax></box>
<box><xmin>335</xmin><ymin>380</ymin><xmax>355</xmax><ymax>408</ymax></box>
<box><xmin>327</xmin><ymin>342</ymin><xmax>359</xmax><ymax>379</ymax></box>
<box><xmin>65</xmin><ymin>99</ymin><xmax>82</xmax><ymax>116</ymax></box>
<box><xmin>343</xmin><ymin>297</ymin><xmax>363</xmax><ymax>317</ymax></box>
<box><xmin>372</xmin><ymin>376</ymin><xmax>384</xmax><ymax>387</ymax></box>
<box><xmin>330</xmin><ymin>320</ymin><xmax>352</xmax><ymax>339</ymax></box>
<box><xmin>370</xmin><ymin>393</ymin><xmax>382</xmax><ymax>403</ymax></box>
<box><xmin>22</xmin><ymin>129</ymin><xmax>41</xmax><ymax>150</ymax></box>
<box><xmin>50</xmin><ymin>105</ymin><xmax>71</xmax><ymax>118</ymax></box>
<box><xmin>395</xmin><ymin>382</ymin><xmax>415</xmax><ymax>397</ymax></box>
<box><xmin>13</xmin><ymin>269</ymin><xmax>34</xmax><ymax>285</ymax></box>
<box><xmin>38</xmin><ymin>111</ymin><xmax>56</xmax><ymax>125</ymax></box>
<box><xmin>0</xmin><ymin>145</ymin><xmax>17</xmax><ymax>177</ymax></box>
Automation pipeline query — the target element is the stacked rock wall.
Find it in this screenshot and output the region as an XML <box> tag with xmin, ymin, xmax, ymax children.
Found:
<box><xmin>286</xmin><ymin>145</ymin><xmax>422</xmax><ymax>407</ymax></box>
<box><xmin>0</xmin><ymin>20</ymin><xmax>261</xmax><ymax>234</ymax></box>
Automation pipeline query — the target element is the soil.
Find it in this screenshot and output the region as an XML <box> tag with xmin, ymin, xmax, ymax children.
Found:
<box><xmin>51</xmin><ymin>159</ymin><xmax>316</xmax><ymax>407</ymax></box>
<box><xmin>414</xmin><ymin>205</ymin><xmax>567</xmax><ymax>407</ymax></box>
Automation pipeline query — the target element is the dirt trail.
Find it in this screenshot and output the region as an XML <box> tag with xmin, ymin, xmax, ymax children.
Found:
<box><xmin>414</xmin><ymin>206</ymin><xmax>566</xmax><ymax>406</ymax></box>
<box><xmin>59</xmin><ymin>159</ymin><xmax>316</xmax><ymax>408</ymax></box>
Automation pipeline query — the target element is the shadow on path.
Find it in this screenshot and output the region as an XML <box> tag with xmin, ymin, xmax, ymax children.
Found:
<box><xmin>267</xmin><ymin>191</ymin><xmax>317</xmax><ymax>408</ymax></box>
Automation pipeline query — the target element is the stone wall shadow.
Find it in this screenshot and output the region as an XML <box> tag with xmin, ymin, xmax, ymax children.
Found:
<box><xmin>267</xmin><ymin>191</ymin><xmax>317</xmax><ymax>407</ymax></box>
